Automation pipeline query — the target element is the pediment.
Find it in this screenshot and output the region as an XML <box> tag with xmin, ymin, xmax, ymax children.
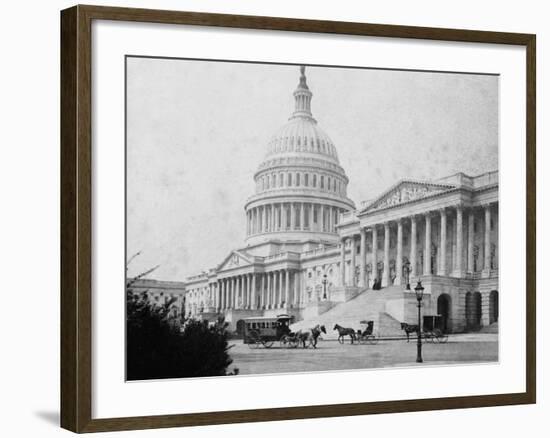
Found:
<box><xmin>362</xmin><ymin>180</ymin><xmax>455</xmax><ymax>212</ymax></box>
<box><xmin>217</xmin><ymin>250</ymin><xmax>252</xmax><ymax>271</ymax></box>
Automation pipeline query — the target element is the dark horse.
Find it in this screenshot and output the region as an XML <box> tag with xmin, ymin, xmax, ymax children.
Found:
<box><xmin>296</xmin><ymin>324</ymin><xmax>326</xmax><ymax>349</ymax></box>
<box><xmin>333</xmin><ymin>323</ymin><xmax>357</xmax><ymax>344</ymax></box>
<box><xmin>400</xmin><ymin>322</ymin><xmax>420</xmax><ymax>342</ymax></box>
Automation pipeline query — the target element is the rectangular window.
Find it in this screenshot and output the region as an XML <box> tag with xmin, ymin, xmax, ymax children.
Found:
<box><xmin>296</xmin><ymin>173</ymin><xmax>300</xmax><ymax>186</ymax></box>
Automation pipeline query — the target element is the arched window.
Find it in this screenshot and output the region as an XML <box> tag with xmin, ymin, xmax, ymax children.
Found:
<box><xmin>272</xmin><ymin>174</ymin><xmax>276</xmax><ymax>187</ymax></box>
<box><xmin>333</xmin><ymin>179</ymin><xmax>337</xmax><ymax>192</ymax></box>
<box><xmin>313</xmin><ymin>174</ymin><xmax>317</xmax><ymax>187</ymax></box>
<box><xmin>265</xmin><ymin>176</ymin><xmax>270</xmax><ymax>189</ymax></box>
<box><xmin>287</xmin><ymin>173</ymin><xmax>292</xmax><ymax>186</ymax></box>
<box><xmin>279</xmin><ymin>173</ymin><xmax>284</xmax><ymax>187</ymax></box>
<box><xmin>305</xmin><ymin>174</ymin><xmax>309</xmax><ymax>187</ymax></box>
<box><xmin>296</xmin><ymin>173</ymin><xmax>300</xmax><ymax>186</ymax></box>
<box><xmin>327</xmin><ymin>177</ymin><xmax>331</xmax><ymax>191</ymax></box>
<box><xmin>320</xmin><ymin>175</ymin><xmax>324</xmax><ymax>189</ymax></box>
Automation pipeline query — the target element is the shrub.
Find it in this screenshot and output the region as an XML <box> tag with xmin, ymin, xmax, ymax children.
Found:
<box><xmin>126</xmin><ymin>289</ymin><xmax>236</xmax><ymax>380</ymax></box>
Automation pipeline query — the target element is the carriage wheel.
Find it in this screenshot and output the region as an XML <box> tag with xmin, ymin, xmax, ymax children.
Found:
<box><xmin>279</xmin><ymin>335</ymin><xmax>289</xmax><ymax>348</ymax></box>
<box><xmin>434</xmin><ymin>329</ymin><xmax>449</xmax><ymax>343</ymax></box>
<box><xmin>280</xmin><ymin>335</ymin><xmax>294</xmax><ymax>349</ymax></box>
<box><xmin>366</xmin><ymin>335</ymin><xmax>379</xmax><ymax>345</ymax></box>
<box><xmin>262</xmin><ymin>339</ymin><xmax>274</xmax><ymax>348</ymax></box>
<box><xmin>247</xmin><ymin>332</ymin><xmax>260</xmax><ymax>349</ymax></box>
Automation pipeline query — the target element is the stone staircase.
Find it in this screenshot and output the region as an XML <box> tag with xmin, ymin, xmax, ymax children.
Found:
<box><xmin>291</xmin><ymin>286</ymin><xmax>407</xmax><ymax>339</ymax></box>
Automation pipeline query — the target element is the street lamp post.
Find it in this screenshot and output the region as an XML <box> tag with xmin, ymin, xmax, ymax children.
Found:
<box><xmin>322</xmin><ymin>274</ymin><xmax>328</xmax><ymax>300</ymax></box>
<box><xmin>414</xmin><ymin>280</ymin><xmax>424</xmax><ymax>363</ymax></box>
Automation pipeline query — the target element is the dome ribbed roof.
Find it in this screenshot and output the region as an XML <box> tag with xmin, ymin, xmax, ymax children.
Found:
<box><xmin>261</xmin><ymin>66</ymin><xmax>340</xmax><ymax>166</ymax></box>
<box><xmin>265</xmin><ymin>118</ymin><xmax>339</xmax><ymax>163</ymax></box>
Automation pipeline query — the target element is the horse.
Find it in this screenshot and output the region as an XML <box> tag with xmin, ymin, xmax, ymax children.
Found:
<box><xmin>296</xmin><ymin>324</ymin><xmax>326</xmax><ymax>349</ymax></box>
<box><xmin>333</xmin><ymin>323</ymin><xmax>357</xmax><ymax>344</ymax></box>
<box><xmin>400</xmin><ymin>322</ymin><xmax>420</xmax><ymax>342</ymax></box>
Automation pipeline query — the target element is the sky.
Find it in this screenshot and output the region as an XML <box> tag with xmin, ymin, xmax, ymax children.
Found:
<box><xmin>126</xmin><ymin>57</ymin><xmax>498</xmax><ymax>281</ymax></box>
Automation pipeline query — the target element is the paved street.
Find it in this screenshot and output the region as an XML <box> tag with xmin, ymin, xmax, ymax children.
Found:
<box><xmin>229</xmin><ymin>334</ymin><xmax>498</xmax><ymax>375</ymax></box>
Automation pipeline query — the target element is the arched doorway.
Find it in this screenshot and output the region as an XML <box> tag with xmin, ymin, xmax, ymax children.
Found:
<box><xmin>465</xmin><ymin>291</ymin><xmax>482</xmax><ymax>331</ymax></box>
<box><xmin>236</xmin><ymin>319</ymin><xmax>246</xmax><ymax>336</ymax></box>
<box><xmin>437</xmin><ymin>293</ymin><xmax>451</xmax><ymax>333</ymax></box>
<box><xmin>489</xmin><ymin>290</ymin><xmax>499</xmax><ymax>323</ymax></box>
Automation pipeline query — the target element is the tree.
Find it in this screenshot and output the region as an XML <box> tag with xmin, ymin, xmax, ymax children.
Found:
<box><xmin>126</xmin><ymin>273</ymin><xmax>236</xmax><ymax>380</ymax></box>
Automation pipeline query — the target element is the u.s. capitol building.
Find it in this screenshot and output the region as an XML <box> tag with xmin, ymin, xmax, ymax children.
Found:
<box><xmin>182</xmin><ymin>67</ymin><xmax>499</xmax><ymax>336</ymax></box>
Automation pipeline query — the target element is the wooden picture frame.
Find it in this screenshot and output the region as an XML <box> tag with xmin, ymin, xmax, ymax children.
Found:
<box><xmin>61</xmin><ymin>4</ymin><xmax>536</xmax><ymax>433</ymax></box>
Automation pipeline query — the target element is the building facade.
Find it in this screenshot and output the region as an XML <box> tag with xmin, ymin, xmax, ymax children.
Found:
<box><xmin>182</xmin><ymin>67</ymin><xmax>499</xmax><ymax>335</ymax></box>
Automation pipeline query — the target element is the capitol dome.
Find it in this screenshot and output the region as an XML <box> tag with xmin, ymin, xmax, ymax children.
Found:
<box><xmin>244</xmin><ymin>66</ymin><xmax>355</xmax><ymax>247</ymax></box>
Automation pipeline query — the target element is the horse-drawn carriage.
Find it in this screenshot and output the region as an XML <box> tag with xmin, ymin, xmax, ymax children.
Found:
<box><xmin>422</xmin><ymin>315</ymin><xmax>449</xmax><ymax>343</ymax></box>
<box><xmin>333</xmin><ymin>320</ymin><xmax>379</xmax><ymax>344</ymax></box>
<box><xmin>243</xmin><ymin>315</ymin><xmax>294</xmax><ymax>348</ymax></box>
<box><xmin>243</xmin><ymin>315</ymin><xmax>326</xmax><ymax>349</ymax></box>
<box><xmin>357</xmin><ymin>320</ymin><xmax>380</xmax><ymax>344</ymax></box>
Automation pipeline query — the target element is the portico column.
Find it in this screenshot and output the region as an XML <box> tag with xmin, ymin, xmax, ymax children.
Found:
<box><xmin>251</xmin><ymin>274</ymin><xmax>256</xmax><ymax>309</ymax></box>
<box><xmin>285</xmin><ymin>270</ymin><xmax>290</xmax><ymax>306</ymax></box>
<box><xmin>271</xmin><ymin>205</ymin><xmax>275</xmax><ymax>232</ymax></box>
<box><xmin>359</xmin><ymin>228</ymin><xmax>367</xmax><ymax>287</ymax></box>
<box><xmin>309</xmin><ymin>203</ymin><xmax>314</xmax><ymax>230</ymax></box>
<box><xmin>225</xmin><ymin>279</ymin><xmax>230</xmax><ymax>309</ymax></box>
<box><xmin>340</xmin><ymin>238</ymin><xmax>346</xmax><ymax>286</ymax></box>
<box><xmin>372</xmin><ymin>226</ymin><xmax>378</xmax><ymax>285</ymax></box>
<box><xmin>439</xmin><ymin>209</ymin><xmax>447</xmax><ymax>275</ymax></box>
<box><xmin>468</xmin><ymin>209</ymin><xmax>475</xmax><ymax>273</ymax></box>
<box><xmin>383</xmin><ymin>223</ymin><xmax>390</xmax><ymax>286</ymax></box>
<box><xmin>350</xmin><ymin>235</ymin><xmax>357</xmax><ymax>286</ymax></box>
<box><xmin>222</xmin><ymin>278</ymin><xmax>227</xmax><ymax>310</ymax></box>
<box><xmin>260</xmin><ymin>274</ymin><xmax>265</xmax><ymax>309</ymax></box>
<box><xmin>263</xmin><ymin>206</ymin><xmax>268</xmax><ymax>232</ymax></box>
<box><xmin>454</xmin><ymin>205</ymin><xmax>464</xmax><ymax>277</ymax></box>
<box><xmin>233</xmin><ymin>277</ymin><xmax>237</xmax><ymax>309</ymax></box>
<box><xmin>410</xmin><ymin>217</ymin><xmax>417</xmax><ymax>279</ymax></box>
<box><xmin>265</xmin><ymin>272</ymin><xmax>271</xmax><ymax>309</ymax></box>
<box><xmin>293</xmin><ymin>272</ymin><xmax>299</xmax><ymax>306</ymax></box>
<box><xmin>300</xmin><ymin>203</ymin><xmax>305</xmax><ymax>230</ymax></box>
<box><xmin>279</xmin><ymin>270</ymin><xmax>284</xmax><ymax>308</ymax></box>
<box><xmin>424</xmin><ymin>214</ymin><xmax>432</xmax><ymax>275</ymax></box>
<box><xmin>328</xmin><ymin>207</ymin><xmax>333</xmax><ymax>232</ymax></box>
<box><xmin>483</xmin><ymin>204</ymin><xmax>492</xmax><ymax>274</ymax></box>
<box><xmin>243</xmin><ymin>275</ymin><xmax>247</xmax><ymax>308</ymax></box>
<box><xmin>396</xmin><ymin>219</ymin><xmax>403</xmax><ymax>285</ymax></box>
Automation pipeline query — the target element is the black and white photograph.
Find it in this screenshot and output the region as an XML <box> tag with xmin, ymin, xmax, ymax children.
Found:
<box><xmin>125</xmin><ymin>58</ymin><xmax>499</xmax><ymax>381</ymax></box>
